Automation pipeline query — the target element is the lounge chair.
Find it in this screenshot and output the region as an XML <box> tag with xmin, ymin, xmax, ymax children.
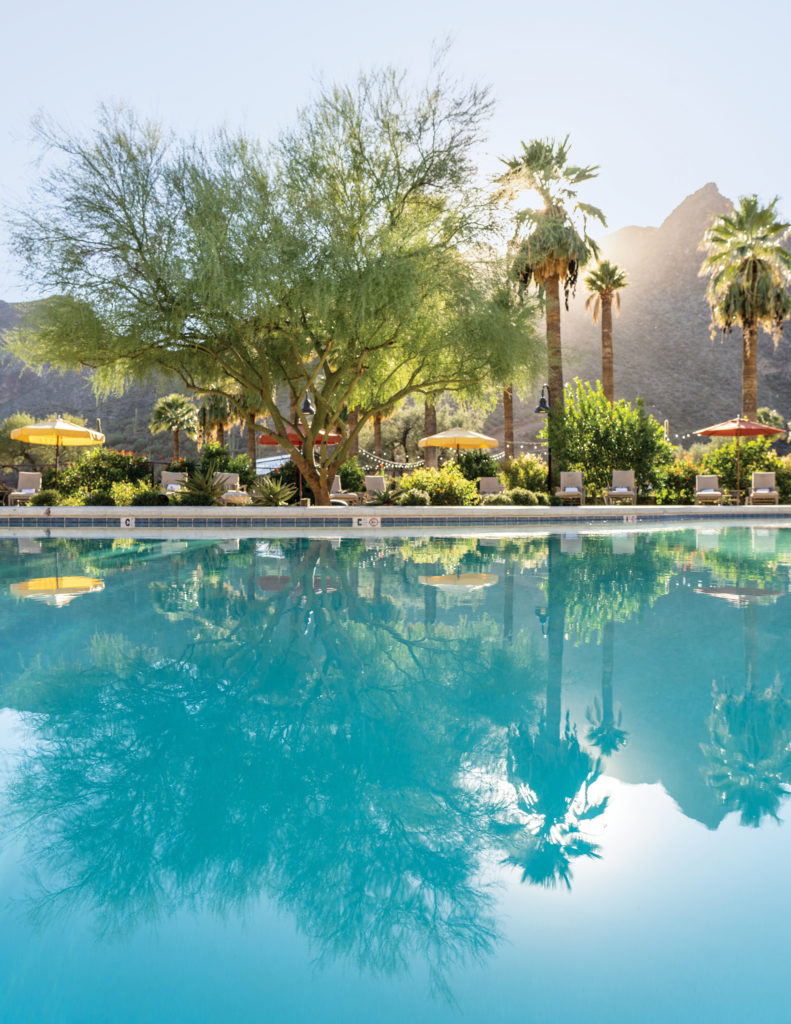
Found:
<box><xmin>214</xmin><ymin>472</ymin><xmax>251</xmax><ymax>505</ymax></box>
<box><xmin>364</xmin><ymin>475</ymin><xmax>387</xmax><ymax>500</ymax></box>
<box><xmin>7</xmin><ymin>471</ymin><xmax>42</xmax><ymax>506</ymax></box>
<box><xmin>747</xmin><ymin>472</ymin><xmax>779</xmax><ymax>505</ymax></box>
<box><xmin>555</xmin><ymin>471</ymin><xmax>585</xmax><ymax>505</ymax></box>
<box><xmin>604</xmin><ymin>470</ymin><xmax>636</xmax><ymax>506</ymax></box>
<box><xmin>694</xmin><ymin>475</ymin><xmax>722</xmax><ymax>505</ymax></box>
<box><xmin>479</xmin><ymin>476</ymin><xmax>504</xmax><ymax>495</ymax></box>
<box><xmin>330</xmin><ymin>476</ymin><xmax>359</xmax><ymax>504</ymax></box>
<box><xmin>160</xmin><ymin>471</ymin><xmax>187</xmax><ymax>495</ymax></box>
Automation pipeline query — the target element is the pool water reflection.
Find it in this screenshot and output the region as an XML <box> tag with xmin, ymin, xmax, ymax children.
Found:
<box><xmin>0</xmin><ymin>527</ymin><xmax>790</xmax><ymax>1023</ymax></box>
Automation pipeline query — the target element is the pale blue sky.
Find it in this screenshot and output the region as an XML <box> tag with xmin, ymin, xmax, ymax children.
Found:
<box><xmin>2</xmin><ymin>0</ymin><xmax>788</xmax><ymax>299</ymax></box>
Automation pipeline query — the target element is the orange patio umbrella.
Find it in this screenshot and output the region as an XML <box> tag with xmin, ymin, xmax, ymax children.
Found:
<box><xmin>694</xmin><ymin>417</ymin><xmax>785</xmax><ymax>501</ymax></box>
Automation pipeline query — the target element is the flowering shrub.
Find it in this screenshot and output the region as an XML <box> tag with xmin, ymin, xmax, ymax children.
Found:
<box><xmin>500</xmin><ymin>453</ymin><xmax>548</xmax><ymax>493</ymax></box>
<box><xmin>656</xmin><ymin>458</ymin><xmax>699</xmax><ymax>505</ymax></box>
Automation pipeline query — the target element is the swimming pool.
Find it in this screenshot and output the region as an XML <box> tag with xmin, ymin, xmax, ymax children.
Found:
<box><xmin>1</xmin><ymin>527</ymin><xmax>790</xmax><ymax>1023</ymax></box>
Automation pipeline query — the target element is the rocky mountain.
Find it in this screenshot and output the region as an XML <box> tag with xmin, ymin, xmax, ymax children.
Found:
<box><xmin>498</xmin><ymin>183</ymin><xmax>791</xmax><ymax>445</ymax></box>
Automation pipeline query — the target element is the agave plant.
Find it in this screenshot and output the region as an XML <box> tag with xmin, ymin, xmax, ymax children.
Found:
<box><xmin>250</xmin><ymin>477</ymin><xmax>297</xmax><ymax>506</ymax></box>
<box><xmin>178</xmin><ymin>462</ymin><xmax>225</xmax><ymax>506</ymax></box>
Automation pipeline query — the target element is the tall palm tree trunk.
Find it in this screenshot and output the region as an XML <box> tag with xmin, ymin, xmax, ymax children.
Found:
<box><xmin>216</xmin><ymin>423</ymin><xmax>225</xmax><ymax>447</ymax></box>
<box><xmin>503</xmin><ymin>385</ymin><xmax>514</xmax><ymax>462</ymax></box>
<box><xmin>601</xmin><ymin>295</ymin><xmax>614</xmax><ymax>402</ymax></box>
<box><xmin>173</xmin><ymin>428</ymin><xmax>180</xmax><ymax>461</ymax></box>
<box><xmin>545</xmin><ymin>273</ymin><xmax>564</xmax><ymax>486</ymax></box>
<box><xmin>424</xmin><ymin>397</ymin><xmax>438</xmax><ymax>469</ymax></box>
<box><xmin>742</xmin><ymin>321</ymin><xmax>758</xmax><ymax>420</ymax></box>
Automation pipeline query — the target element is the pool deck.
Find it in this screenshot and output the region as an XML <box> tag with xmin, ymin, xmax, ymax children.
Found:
<box><xmin>2</xmin><ymin>502</ymin><xmax>791</xmax><ymax>538</ymax></box>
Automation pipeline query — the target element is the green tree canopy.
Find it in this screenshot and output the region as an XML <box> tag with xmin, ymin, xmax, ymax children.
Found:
<box><xmin>9</xmin><ymin>68</ymin><xmax>540</xmax><ymax>504</ymax></box>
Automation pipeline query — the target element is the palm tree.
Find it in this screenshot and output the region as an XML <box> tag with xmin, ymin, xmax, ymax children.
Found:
<box><xmin>149</xmin><ymin>394</ymin><xmax>198</xmax><ymax>460</ymax></box>
<box><xmin>584</xmin><ymin>261</ymin><xmax>628</xmax><ymax>403</ymax></box>
<box><xmin>496</xmin><ymin>137</ymin><xmax>604</xmax><ymax>483</ymax></box>
<box><xmin>700</xmin><ymin>195</ymin><xmax>791</xmax><ymax>421</ymax></box>
<box><xmin>197</xmin><ymin>394</ymin><xmax>232</xmax><ymax>448</ymax></box>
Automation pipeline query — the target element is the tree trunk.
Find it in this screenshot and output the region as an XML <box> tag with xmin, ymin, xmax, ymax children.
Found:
<box><xmin>503</xmin><ymin>385</ymin><xmax>514</xmax><ymax>462</ymax></box>
<box><xmin>503</xmin><ymin>564</ymin><xmax>513</xmax><ymax>641</ymax></box>
<box><xmin>546</xmin><ymin>535</ymin><xmax>565</xmax><ymax>740</ymax></box>
<box><xmin>424</xmin><ymin>397</ymin><xmax>438</xmax><ymax>469</ymax></box>
<box><xmin>216</xmin><ymin>423</ymin><xmax>225</xmax><ymax>447</ymax></box>
<box><xmin>374</xmin><ymin>414</ymin><xmax>383</xmax><ymax>458</ymax></box>
<box><xmin>545</xmin><ymin>273</ymin><xmax>564</xmax><ymax>487</ymax></box>
<box><xmin>173</xmin><ymin>428</ymin><xmax>180</xmax><ymax>461</ymax></box>
<box><xmin>601</xmin><ymin>618</ymin><xmax>614</xmax><ymax>726</ymax></box>
<box><xmin>742</xmin><ymin>320</ymin><xmax>758</xmax><ymax>420</ymax></box>
<box><xmin>247</xmin><ymin>418</ymin><xmax>256</xmax><ymax>464</ymax></box>
<box><xmin>349</xmin><ymin>409</ymin><xmax>359</xmax><ymax>457</ymax></box>
<box><xmin>601</xmin><ymin>295</ymin><xmax>614</xmax><ymax>402</ymax></box>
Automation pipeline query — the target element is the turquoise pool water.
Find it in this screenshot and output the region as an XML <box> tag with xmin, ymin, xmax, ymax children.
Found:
<box><xmin>1</xmin><ymin>527</ymin><xmax>790</xmax><ymax>1023</ymax></box>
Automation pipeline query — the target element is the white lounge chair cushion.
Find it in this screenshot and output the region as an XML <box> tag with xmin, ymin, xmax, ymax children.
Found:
<box><xmin>612</xmin><ymin>487</ymin><xmax>629</xmax><ymax>493</ymax></box>
<box><xmin>755</xmin><ymin>488</ymin><xmax>771</xmax><ymax>493</ymax></box>
<box><xmin>18</xmin><ymin>488</ymin><xmax>36</xmax><ymax>494</ymax></box>
<box><xmin>166</xmin><ymin>483</ymin><xmax>183</xmax><ymax>492</ymax></box>
<box><xmin>563</xmin><ymin>486</ymin><xmax>580</xmax><ymax>492</ymax></box>
<box><xmin>699</xmin><ymin>488</ymin><xmax>718</xmax><ymax>493</ymax></box>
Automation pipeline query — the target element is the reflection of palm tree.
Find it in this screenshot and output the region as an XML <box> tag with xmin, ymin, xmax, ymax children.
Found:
<box><xmin>586</xmin><ymin>619</ymin><xmax>628</xmax><ymax>756</ymax></box>
<box><xmin>702</xmin><ymin>680</ymin><xmax>791</xmax><ymax>827</ymax></box>
<box><xmin>502</xmin><ymin>714</ymin><xmax>607</xmax><ymax>889</ymax></box>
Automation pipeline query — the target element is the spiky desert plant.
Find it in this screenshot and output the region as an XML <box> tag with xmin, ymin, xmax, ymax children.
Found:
<box><xmin>250</xmin><ymin>477</ymin><xmax>297</xmax><ymax>506</ymax></box>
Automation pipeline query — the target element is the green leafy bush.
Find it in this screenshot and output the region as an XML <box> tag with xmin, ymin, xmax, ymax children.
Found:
<box><xmin>29</xmin><ymin>489</ymin><xmax>61</xmax><ymax>506</ymax></box>
<box><xmin>457</xmin><ymin>450</ymin><xmax>500</xmax><ymax>482</ymax></box>
<box><xmin>481</xmin><ymin>492</ymin><xmax>513</xmax><ymax>505</ymax></box>
<box><xmin>55</xmin><ymin>448</ymin><xmax>151</xmax><ymax>496</ymax></box>
<box><xmin>775</xmin><ymin>456</ymin><xmax>791</xmax><ymax>503</ymax></box>
<box><xmin>395</xmin><ymin>487</ymin><xmax>430</xmax><ymax>506</ymax></box>
<box><xmin>505</xmin><ymin>487</ymin><xmax>538</xmax><ymax>505</ymax></box>
<box><xmin>339</xmin><ymin>457</ymin><xmax>366</xmax><ymax>492</ymax></box>
<box><xmin>396</xmin><ymin>465</ymin><xmax>479</xmax><ymax>506</ymax></box>
<box><xmin>166</xmin><ymin>456</ymin><xmax>196</xmax><ymax>475</ymax></box>
<box><xmin>87</xmin><ymin>488</ymin><xmax>116</xmax><ymax>506</ymax></box>
<box><xmin>197</xmin><ymin>443</ymin><xmax>255</xmax><ymax>489</ymax></box>
<box><xmin>656</xmin><ymin>458</ymin><xmax>699</xmax><ymax>505</ymax></box>
<box><xmin>500</xmin><ymin>453</ymin><xmax>547</xmax><ymax>492</ymax></box>
<box><xmin>131</xmin><ymin>489</ymin><xmax>169</xmax><ymax>506</ymax></box>
<box><xmin>554</xmin><ymin>380</ymin><xmax>674</xmax><ymax>496</ymax></box>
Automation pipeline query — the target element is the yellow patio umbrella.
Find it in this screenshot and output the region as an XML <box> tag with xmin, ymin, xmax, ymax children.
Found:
<box><xmin>10</xmin><ymin>576</ymin><xmax>105</xmax><ymax>608</ymax></box>
<box><xmin>418</xmin><ymin>429</ymin><xmax>498</xmax><ymax>460</ymax></box>
<box><xmin>10</xmin><ymin>417</ymin><xmax>105</xmax><ymax>480</ymax></box>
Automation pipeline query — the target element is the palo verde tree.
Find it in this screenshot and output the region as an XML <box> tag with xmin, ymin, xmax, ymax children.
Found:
<box><xmin>495</xmin><ymin>136</ymin><xmax>604</xmax><ymax>482</ymax></box>
<box><xmin>584</xmin><ymin>260</ymin><xmax>627</xmax><ymax>403</ymax></box>
<box><xmin>700</xmin><ymin>195</ymin><xmax>791</xmax><ymax>421</ymax></box>
<box><xmin>9</xmin><ymin>68</ymin><xmax>538</xmax><ymax>505</ymax></box>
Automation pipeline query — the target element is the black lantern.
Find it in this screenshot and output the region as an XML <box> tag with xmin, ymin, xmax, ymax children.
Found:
<box><xmin>534</xmin><ymin>384</ymin><xmax>550</xmax><ymax>415</ymax></box>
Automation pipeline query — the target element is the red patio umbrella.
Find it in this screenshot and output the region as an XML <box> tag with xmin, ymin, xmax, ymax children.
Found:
<box><xmin>258</xmin><ymin>427</ymin><xmax>342</xmax><ymax>446</ymax></box>
<box><xmin>694</xmin><ymin>417</ymin><xmax>785</xmax><ymax>501</ymax></box>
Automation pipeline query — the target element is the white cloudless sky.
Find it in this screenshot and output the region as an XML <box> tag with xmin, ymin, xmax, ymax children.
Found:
<box><xmin>2</xmin><ymin>0</ymin><xmax>789</xmax><ymax>299</ymax></box>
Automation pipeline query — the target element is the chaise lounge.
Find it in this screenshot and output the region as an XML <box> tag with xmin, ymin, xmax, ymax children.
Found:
<box><xmin>604</xmin><ymin>470</ymin><xmax>636</xmax><ymax>506</ymax></box>
<box><xmin>747</xmin><ymin>472</ymin><xmax>779</xmax><ymax>505</ymax></box>
<box><xmin>694</xmin><ymin>475</ymin><xmax>723</xmax><ymax>505</ymax></box>
<box><xmin>6</xmin><ymin>471</ymin><xmax>42</xmax><ymax>506</ymax></box>
<box><xmin>555</xmin><ymin>471</ymin><xmax>585</xmax><ymax>505</ymax></box>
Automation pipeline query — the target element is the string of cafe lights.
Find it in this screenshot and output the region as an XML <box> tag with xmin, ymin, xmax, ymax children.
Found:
<box><xmin>356</xmin><ymin>441</ymin><xmax>547</xmax><ymax>470</ymax></box>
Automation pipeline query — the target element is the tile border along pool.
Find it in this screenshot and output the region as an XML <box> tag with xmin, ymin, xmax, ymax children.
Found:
<box><xmin>3</xmin><ymin>503</ymin><xmax>791</xmax><ymax>535</ymax></box>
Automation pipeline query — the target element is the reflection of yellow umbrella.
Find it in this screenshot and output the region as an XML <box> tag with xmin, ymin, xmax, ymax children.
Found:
<box><xmin>10</xmin><ymin>417</ymin><xmax>104</xmax><ymax>479</ymax></box>
<box><xmin>418</xmin><ymin>429</ymin><xmax>498</xmax><ymax>460</ymax></box>
<box><xmin>418</xmin><ymin>573</ymin><xmax>498</xmax><ymax>592</ymax></box>
<box><xmin>10</xmin><ymin>576</ymin><xmax>105</xmax><ymax>607</ymax></box>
